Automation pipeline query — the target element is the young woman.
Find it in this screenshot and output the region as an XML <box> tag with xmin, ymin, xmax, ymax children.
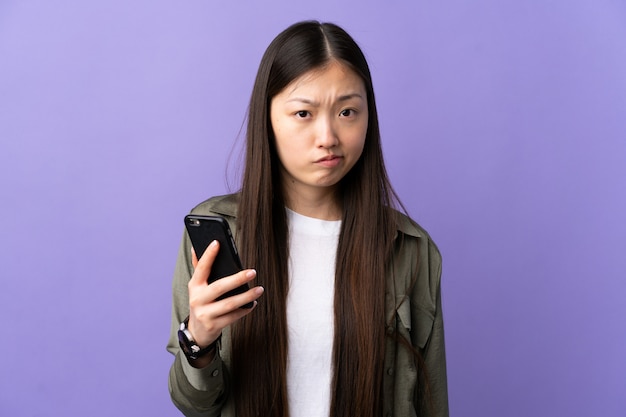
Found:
<box><xmin>167</xmin><ymin>20</ymin><xmax>448</xmax><ymax>417</ymax></box>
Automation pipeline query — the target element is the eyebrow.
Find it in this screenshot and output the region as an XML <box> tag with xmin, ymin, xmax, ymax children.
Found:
<box><xmin>286</xmin><ymin>93</ymin><xmax>364</xmax><ymax>106</ymax></box>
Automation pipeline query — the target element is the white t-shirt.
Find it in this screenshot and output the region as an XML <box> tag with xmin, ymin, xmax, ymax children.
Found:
<box><xmin>286</xmin><ymin>208</ymin><xmax>341</xmax><ymax>417</ymax></box>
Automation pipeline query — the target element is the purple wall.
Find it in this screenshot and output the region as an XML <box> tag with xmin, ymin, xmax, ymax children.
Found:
<box><xmin>1</xmin><ymin>1</ymin><xmax>624</xmax><ymax>416</ymax></box>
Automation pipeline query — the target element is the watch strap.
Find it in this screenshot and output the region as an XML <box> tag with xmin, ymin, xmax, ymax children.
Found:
<box><xmin>178</xmin><ymin>316</ymin><xmax>221</xmax><ymax>361</ymax></box>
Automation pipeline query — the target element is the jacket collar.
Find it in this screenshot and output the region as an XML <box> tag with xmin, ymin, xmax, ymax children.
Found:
<box><xmin>393</xmin><ymin>210</ymin><xmax>425</xmax><ymax>239</ymax></box>
<box><xmin>206</xmin><ymin>193</ymin><xmax>239</xmax><ymax>218</ymax></box>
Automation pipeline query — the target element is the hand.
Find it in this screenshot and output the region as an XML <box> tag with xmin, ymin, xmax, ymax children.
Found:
<box><xmin>186</xmin><ymin>240</ymin><xmax>264</xmax><ymax>358</ymax></box>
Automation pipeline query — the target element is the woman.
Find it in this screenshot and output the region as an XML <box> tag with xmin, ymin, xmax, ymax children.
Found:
<box><xmin>167</xmin><ymin>20</ymin><xmax>448</xmax><ymax>417</ymax></box>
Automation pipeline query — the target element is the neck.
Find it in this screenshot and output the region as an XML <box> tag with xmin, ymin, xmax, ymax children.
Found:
<box><xmin>282</xmin><ymin>184</ymin><xmax>342</xmax><ymax>221</ymax></box>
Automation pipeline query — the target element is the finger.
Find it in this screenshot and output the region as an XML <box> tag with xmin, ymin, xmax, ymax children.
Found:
<box><xmin>208</xmin><ymin>269</ymin><xmax>257</xmax><ymax>301</ymax></box>
<box><xmin>210</xmin><ymin>297</ymin><xmax>261</xmax><ymax>331</ymax></box>
<box><xmin>193</xmin><ymin>285</ymin><xmax>263</xmax><ymax>329</ymax></box>
<box><xmin>189</xmin><ymin>240</ymin><xmax>219</xmax><ymax>288</ymax></box>
<box><xmin>212</xmin><ymin>283</ymin><xmax>264</xmax><ymax>312</ymax></box>
<box><xmin>191</xmin><ymin>246</ymin><xmax>198</xmax><ymax>269</ymax></box>
<box><xmin>189</xmin><ymin>269</ymin><xmax>259</xmax><ymax>314</ymax></box>
<box><xmin>189</xmin><ymin>287</ymin><xmax>264</xmax><ymax>347</ymax></box>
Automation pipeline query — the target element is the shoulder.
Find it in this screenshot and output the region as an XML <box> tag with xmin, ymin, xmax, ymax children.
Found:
<box><xmin>189</xmin><ymin>193</ymin><xmax>240</xmax><ymax>219</ymax></box>
<box><xmin>389</xmin><ymin>208</ymin><xmax>442</xmax><ymax>310</ymax></box>
<box><xmin>392</xmin><ymin>209</ymin><xmax>441</xmax><ymax>264</ymax></box>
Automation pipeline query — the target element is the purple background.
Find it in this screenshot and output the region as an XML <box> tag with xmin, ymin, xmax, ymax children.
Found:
<box><xmin>1</xmin><ymin>1</ymin><xmax>625</xmax><ymax>416</ymax></box>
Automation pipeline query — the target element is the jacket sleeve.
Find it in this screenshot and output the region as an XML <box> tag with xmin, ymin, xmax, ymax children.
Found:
<box><xmin>414</xmin><ymin>238</ymin><xmax>449</xmax><ymax>417</ymax></box>
<box><xmin>166</xmin><ymin>231</ymin><xmax>228</xmax><ymax>417</ymax></box>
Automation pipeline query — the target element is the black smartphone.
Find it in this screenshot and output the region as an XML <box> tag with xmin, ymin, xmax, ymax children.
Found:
<box><xmin>184</xmin><ymin>214</ymin><xmax>253</xmax><ymax>308</ymax></box>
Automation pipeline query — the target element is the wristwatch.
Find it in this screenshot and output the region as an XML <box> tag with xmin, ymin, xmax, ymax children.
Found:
<box><xmin>177</xmin><ymin>316</ymin><xmax>220</xmax><ymax>361</ymax></box>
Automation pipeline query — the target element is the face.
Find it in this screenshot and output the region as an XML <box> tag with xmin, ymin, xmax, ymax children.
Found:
<box><xmin>270</xmin><ymin>61</ymin><xmax>368</xmax><ymax>202</ymax></box>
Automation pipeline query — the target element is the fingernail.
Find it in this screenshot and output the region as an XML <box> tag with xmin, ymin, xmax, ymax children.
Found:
<box><xmin>209</xmin><ymin>240</ymin><xmax>218</xmax><ymax>248</ymax></box>
<box><xmin>246</xmin><ymin>269</ymin><xmax>256</xmax><ymax>278</ymax></box>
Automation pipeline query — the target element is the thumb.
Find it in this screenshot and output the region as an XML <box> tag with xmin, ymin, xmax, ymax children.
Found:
<box><xmin>189</xmin><ymin>240</ymin><xmax>219</xmax><ymax>288</ymax></box>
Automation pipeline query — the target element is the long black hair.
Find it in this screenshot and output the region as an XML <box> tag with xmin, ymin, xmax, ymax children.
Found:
<box><xmin>234</xmin><ymin>20</ymin><xmax>401</xmax><ymax>417</ymax></box>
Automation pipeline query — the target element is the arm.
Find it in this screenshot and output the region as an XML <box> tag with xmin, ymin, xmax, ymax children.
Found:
<box><xmin>420</xmin><ymin>280</ymin><xmax>448</xmax><ymax>417</ymax></box>
<box><xmin>166</xmin><ymin>232</ymin><xmax>227</xmax><ymax>417</ymax></box>
<box><xmin>415</xmin><ymin>239</ymin><xmax>449</xmax><ymax>417</ymax></box>
<box><xmin>166</xmin><ymin>231</ymin><xmax>263</xmax><ymax>416</ymax></box>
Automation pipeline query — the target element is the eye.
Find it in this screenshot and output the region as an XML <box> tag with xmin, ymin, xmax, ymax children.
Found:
<box><xmin>295</xmin><ymin>110</ymin><xmax>310</xmax><ymax>118</ymax></box>
<box><xmin>340</xmin><ymin>109</ymin><xmax>356</xmax><ymax>117</ymax></box>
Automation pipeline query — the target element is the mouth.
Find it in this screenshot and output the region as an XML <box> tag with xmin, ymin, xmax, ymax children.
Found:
<box><xmin>315</xmin><ymin>155</ymin><xmax>342</xmax><ymax>163</ymax></box>
<box><xmin>314</xmin><ymin>154</ymin><xmax>343</xmax><ymax>168</ymax></box>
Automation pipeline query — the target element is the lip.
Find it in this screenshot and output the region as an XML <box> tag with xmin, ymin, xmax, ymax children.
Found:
<box><xmin>315</xmin><ymin>154</ymin><xmax>342</xmax><ymax>162</ymax></box>
<box><xmin>315</xmin><ymin>154</ymin><xmax>343</xmax><ymax>168</ymax></box>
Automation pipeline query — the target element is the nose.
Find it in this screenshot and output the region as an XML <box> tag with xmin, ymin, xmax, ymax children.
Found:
<box><xmin>315</xmin><ymin>116</ymin><xmax>338</xmax><ymax>148</ymax></box>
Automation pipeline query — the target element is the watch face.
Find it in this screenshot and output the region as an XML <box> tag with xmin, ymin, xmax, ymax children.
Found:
<box><xmin>178</xmin><ymin>329</ymin><xmax>192</xmax><ymax>356</ymax></box>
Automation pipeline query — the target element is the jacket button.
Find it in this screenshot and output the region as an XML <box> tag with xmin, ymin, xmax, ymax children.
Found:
<box><xmin>387</xmin><ymin>368</ymin><xmax>394</xmax><ymax>376</ymax></box>
<box><xmin>386</xmin><ymin>326</ymin><xmax>394</xmax><ymax>335</ymax></box>
<box><xmin>211</xmin><ymin>369</ymin><xmax>220</xmax><ymax>377</ymax></box>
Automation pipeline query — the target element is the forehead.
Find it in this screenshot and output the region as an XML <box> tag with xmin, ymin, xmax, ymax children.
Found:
<box><xmin>280</xmin><ymin>60</ymin><xmax>366</xmax><ymax>97</ymax></box>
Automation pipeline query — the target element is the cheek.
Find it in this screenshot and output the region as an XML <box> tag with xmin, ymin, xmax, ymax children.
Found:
<box><xmin>352</xmin><ymin>140</ymin><xmax>366</xmax><ymax>166</ymax></box>
<box><xmin>272</xmin><ymin>127</ymin><xmax>300</xmax><ymax>169</ymax></box>
<box><xmin>349</xmin><ymin>124</ymin><xmax>368</xmax><ymax>157</ymax></box>
<box><xmin>274</xmin><ymin>119</ymin><xmax>309</xmax><ymax>154</ymax></box>
<box><xmin>270</xmin><ymin>115</ymin><xmax>282</xmax><ymax>138</ymax></box>
<box><xmin>271</xmin><ymin>117</ymin><xmax>289</xmax><ymax>152</ymax></box>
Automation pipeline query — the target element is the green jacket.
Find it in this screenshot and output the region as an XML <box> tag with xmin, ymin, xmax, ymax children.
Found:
<box><xmin>167</xmin><ymin>194</ymin><xmax>449</xmax><ymax>417</ymax></box>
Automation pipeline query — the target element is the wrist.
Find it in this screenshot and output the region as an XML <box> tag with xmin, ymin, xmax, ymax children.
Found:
<box><xmin>177</xmin><ymin>316</ymin><xmax>221</xmax><ymax>361</ymax></box>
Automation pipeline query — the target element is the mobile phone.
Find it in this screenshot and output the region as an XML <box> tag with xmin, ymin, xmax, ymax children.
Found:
<box><xmin>184</xmin><ymin>214</ymin><xmax>253</xmax><ymax>308</ymax></box>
